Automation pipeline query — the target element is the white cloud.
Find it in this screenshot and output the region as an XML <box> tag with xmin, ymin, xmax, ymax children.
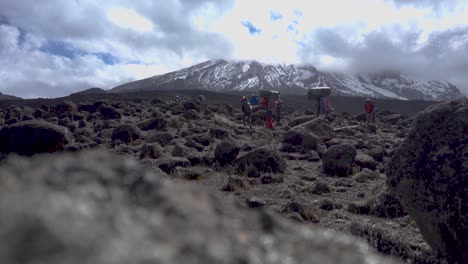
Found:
<box><xmin>0</xmin><ymin>0</ymin><xmax>467</xmax><ymax>97</ymax></box>
<box><xmin>108</xmin><ymin>7</ymin><xmax>154</xmax><ymax>33</ymax></box>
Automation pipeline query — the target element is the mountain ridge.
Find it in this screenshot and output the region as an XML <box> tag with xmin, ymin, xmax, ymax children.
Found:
<box><xmin>0</xmin><ymin>91</ymin><xmax>22</xmax><ymax>101</ymax></box>
<box><xmin>111</xmin><ymin>59</ymin><xmax>465</xmax><ymax>101</ymax></box>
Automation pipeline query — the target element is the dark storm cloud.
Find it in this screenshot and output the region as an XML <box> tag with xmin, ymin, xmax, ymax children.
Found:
<box><xmin>299</xmin><ymin>25</ymin><xmax>468</xmax><ymax>94</ymax></box>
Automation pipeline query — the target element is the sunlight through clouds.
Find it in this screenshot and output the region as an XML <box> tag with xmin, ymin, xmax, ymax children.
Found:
<box><xmin>1</xmin><ymin>0</ymin><xmax>468</xmax><ymax>97</ymax></box>
<box><xmin>108</xmin><ymin>7</ymin><xmax>154</xmax><ymax>33</ymax></box>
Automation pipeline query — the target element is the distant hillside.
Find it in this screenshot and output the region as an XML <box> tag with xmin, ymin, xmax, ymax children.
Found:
<box><xmin>111</xmin><ymin>59</ymin><xmax>465</xmax><ymax>101</ymax></box>
<box><xmin>0</xmin><ymin>92</ymin><xmax>22</xmax><ymax>101</ymax></box>
<box><xmin>70</xmin><ymin>87</ymin><xmax>107</xmax><ymax>96</ymax></box>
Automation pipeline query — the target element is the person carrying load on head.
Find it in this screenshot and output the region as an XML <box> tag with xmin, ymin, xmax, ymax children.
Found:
<box><xmin>365</xmin><ymin>98</ymin><xmax>376</xmax><ymax>123</ymax></box>
<box><xmin>241</xmin><ymin>96</ymin><xmax>253</xmax><ymax>128</ymax></box>
<box><xmin>307</xmin><ymin>87</ymin><xmax>331</xmax><ymax>117</ymax></box>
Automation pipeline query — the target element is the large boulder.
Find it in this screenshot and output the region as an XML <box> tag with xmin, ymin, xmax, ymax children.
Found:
<box><xmin>354</xmin><ymin>153</ymin><xmax>379</xmax><ymax>170</ymax></box>
<box><xmin>210</xmin><ymin>126</ymin><xmax>229</xmax><ymax>140</ymax></box>
<box><xmin>5</xmin><ymin>107</ymin><xmax>22</xmax><ymax>120</ymax></box>
<box><xmin>0</xmin><ymin>120</ymin><xmax>72</xmax><ymax>156</ymax></box>
<box><xmin>111</xmin><ymin>124</ymin><xmax>141</xmax><ymax>144</ymax></box>
<box><xmin>365</xmin><ymin>190</ymin><xmax>407</xmax><ymax>218</ymax></box>
<box><xmin>156</xmin><ymin>157</ymin><xmax>190</xmax><ymax>173</ymax></box>
<box><xmin>235</xmin><ymin>147</ymin><xmax>287</xmax><ymax>174</ymax></box>
<box><xmin>387</xmin><ymin>99</ymin><xmax>468</xmax><ymax>264</ymax></box>
<box><xmin>367</xmin><ymin>145</ymin><xmax>385</xmax><ymax>162</ymax></box>
<box><xmin>214</xmin><ymin>139</ymin><xmax>240</xmax><ymax>165</ymax></box>
<box><xmin>380</xmin><ymin>114</ymin><xmax>403</xmax><ymax>125</ymax></box>
<box><xmin>0</xmin><ymin>150</ymin><xmax>401</xmax><ymax>264</ymax></box>
<box><xmin>183</xmin><ymin>101</ymin><xmax>201</xmax><ymax>112</ymax></box>
<box><xmin>172</xmin><ymin>143</ymin><xmax>189</xmax><ymax>157</ymax></box>
<box><xmin>139</xmin><ymin>143</ymin><xmax>163</xmax><ymax>159</ymax></box>
<box><xmin>147</xmin><ymin>132</ymin><xmax>174</xmax><ymax>146</ymax></box>
<box><xmin>322</xmin><ymin>144</ymin><xmax>357</xmax><ymax>177</ymax></box>
<box><xmin>182</xmin><ymin>109</ymin><xmax>201</xmax><ymax>120</ymax></box>
<box><xmin>137</xmin><ymin>117</ymin><xmax>167</xmax><ymax>131</ymax></box>
<box><xmin>288</xmin><ymin>115</ymin><xmax>315</xmax><ymax>127</ymax></box>
<box><xmin>282</xmin><ymin>129</ymin><xmax>326</xmax><ymax>155</ymax></box>
<box><xmin>99</xmin><ymin>106</ymin><xmax>122</xmax><ymax>120</ymax></box>
<box><xmin>291</xmin><ymin>119</ymin><xmax>335</xmax><ymax>141</ymax></box>
<box><xmin>52</xmin><ymin>101</ymin><xmax>77</xmax><ymax>114</ymax></box>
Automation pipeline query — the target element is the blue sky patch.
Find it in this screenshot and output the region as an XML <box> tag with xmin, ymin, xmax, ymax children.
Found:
<box><xmin>95</xmin><ymin>52</ymin><xmax>118</xmax><ymax>65</ymax></box>
<box><xmin>241</xmin><ymin>21</ymin><xmax>261</xmax><ymax>35</ymax></box>
<box><xmin>40</xmin><ymin>41</ymin><xmax>80</xmax><ymax>59</ymax></box>
<box><xmin>40</xmin><ymin>40</ymin><xmax>117</xmax><ymax>65</ymax></box>
<box><xmin>270</xmin><ymin>11</ymin><xmax>283</xmax><ymax>21</ymax></box>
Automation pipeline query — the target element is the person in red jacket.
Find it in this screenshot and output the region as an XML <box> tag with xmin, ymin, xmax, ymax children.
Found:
<box><xmin>267</xmin><ymin>99</ymin><xmax>277</xmax><ymax>129</ymax></box>
<box><xmin>364</xmin><ymin>98</ymin><xmax>376</xmax><ymax>123</ymax></box>
<box><xmin>261</xmin><ymin>97</ymin><xmax>274</xmax><ymax>129</ymax></box>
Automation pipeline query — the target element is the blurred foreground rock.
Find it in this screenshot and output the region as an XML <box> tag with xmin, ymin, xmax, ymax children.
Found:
<box><xmin>387</xmin><ymin>99</ymin><xmax>468</xmax><ymax>264</ymax></box>
<box><xmin>0</xmin><ymin>150</ymin><xmax>401</xmax><ymax>264</ymax></box>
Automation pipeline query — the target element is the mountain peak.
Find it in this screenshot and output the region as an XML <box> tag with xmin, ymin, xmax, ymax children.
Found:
<box><xmin>111</xmin><ymin>60</ymin><xmax>464</xmax><ymax>101</ymax></box>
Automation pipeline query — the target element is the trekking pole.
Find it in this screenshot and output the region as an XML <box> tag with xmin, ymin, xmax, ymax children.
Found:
<box><xmin>316</xmin><ymin>97</ymin><xmax>321</xmax><ymax>117</ymax></box>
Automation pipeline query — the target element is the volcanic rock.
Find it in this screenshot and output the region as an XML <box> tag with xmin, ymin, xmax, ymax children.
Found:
<box><xmin>139</xmin><ymin>143</ymin><xmax>163</xmax><ymax>159</ymax></box>
<box><xmin>156</xmin><ymin>157</ymin><xmax>190</xmax><ymax>173</ymax></box>
<box><xmin>288</xmin><ymin>115</ymin><xmax>315</xmax><ymax>127</ymax></box>
<box><xmin>282</xmin><ymin>129</ymin><xmax>326</xmax><ymax>155</ymax></box>
<box><xmin>209</xmin><ymin>126</ymin><xmax>229</xmax><ymax>140</ymax></box>
<box><xmin>147</xmin><ymin>132</ymin><xmax>174</xmax><ymax>146</ymax></box>
<box><xmin>366</xmin><ymin>190</ymin><xmax>407</xmax><ymax>218</ymax></box>
<box><xmin>182</xmin><ymin>109</ymin><xmax>201</xmax><ymax>120</ymax></box>
<box><xmin>137</xmin><ymin>117</ymin><xmax>167</xmax><ymax>131</ymax></box>
<box><xmin>99</xmin><ymin>106</ymin><xmax>121</xmax><ymax>120</ymax></box>
<box><xmin>322</xmin><ymin>144</ymin><xmax>357</xmax><ymax>177</ymax></box>
<box><xmin>111</xmin><ymin>124</ymin><xmax>141</xmax><ymax>144</ymax></box>
<box><xmin>291</xmin><ymin>118</ymin><xmax>335</xmax><ymax>141</ymax></box>
<box><xmin>387</xmin><ymin>99</ymin><xmax>468</xmax><ymax>264</ymax></box>
<box><xmin>235</xmin><ymin>147</ymin><xmax>287</xmax><ymax>174</ymax></box>
<box><xmin>367</xmin><ymin>145</ymin><xmax>385</xmax><ymax>162</ymax></box>
<box><xmin>0</xmin><ymin>120</ymin><xmax>72</xmax><ymax>156</ymax></box>
<box><xmin>214</xmin><ymin>139</ymin><xmax>240</xmax><ymax>166</ymax></box>
<box><xmin>354</xmin><ymin>153</ymin><xmax>379</xmax><ymax>170</ymax></box>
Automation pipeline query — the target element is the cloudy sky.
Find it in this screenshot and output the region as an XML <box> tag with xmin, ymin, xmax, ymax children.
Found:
<box><xmin>1</xmin><ymin>0</ymin><xmax>467</xmax><ymax>98</ymax></box>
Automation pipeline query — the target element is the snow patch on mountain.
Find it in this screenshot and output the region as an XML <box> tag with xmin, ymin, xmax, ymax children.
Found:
<box><xmin>112</xmin><ymin>60</ymin><xmax>465</xmax><ymax>101</ymax></box>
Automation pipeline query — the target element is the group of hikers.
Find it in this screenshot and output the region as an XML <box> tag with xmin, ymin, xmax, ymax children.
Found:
<box><xmin>172</xmin><ymin>90</ymin><xmax>377</xmax><ymax>129</ymax></box>
<box><xmin>240</xmin><ymin>90</ymin><xmax>378</xmax><ymax>129</ymax></box>
<box><xmin>241</xmin><ymin>93</ymin><xmax>283</xmax><ymax>129</ymax></box>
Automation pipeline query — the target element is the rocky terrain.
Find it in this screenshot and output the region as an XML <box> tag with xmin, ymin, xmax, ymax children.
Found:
<box><xmin>0</xmin><ymin>91</ymin><xmax>466</xmax><ymax>264</ymax></box>
<box><xmin>111</xmin><ymin>60</ymin><xmax>465</xmax><ymax>101</ymax></box>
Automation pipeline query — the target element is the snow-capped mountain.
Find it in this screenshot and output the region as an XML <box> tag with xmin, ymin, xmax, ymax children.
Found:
<box><xmin>111</xmin><ymin>59</ymin><xmax>465</xmax><ymax>101</ymax></box>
